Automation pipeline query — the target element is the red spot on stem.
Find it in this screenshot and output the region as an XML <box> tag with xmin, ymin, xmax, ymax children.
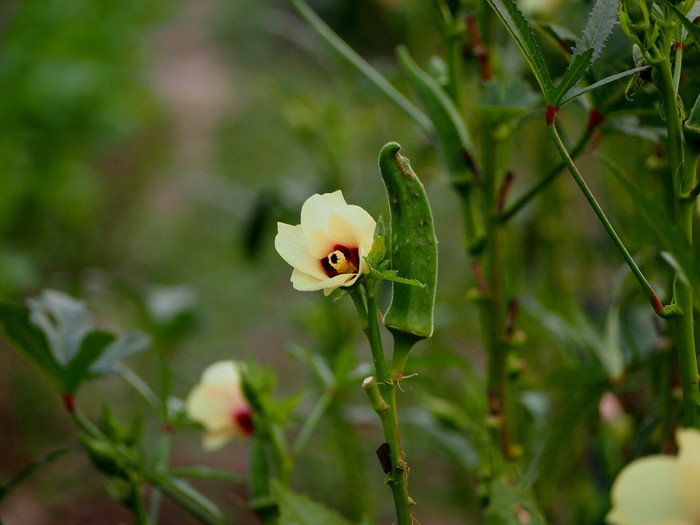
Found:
<box><xmin>675</xmin><ymin>42</ymin><xmax>687</xmax><ymax>50</ymax></box>
<box><xmin>546</xmin><ymin>106</ymin><xmax>560</xmax><ymax>125</ymax></box>
<box><xmin>63</xmin><ymin>393</ymin><xmax>75</xmax><ymax>414</ymax></box>
<box><xmin>497</xmin><ymin>171</ymin><xmax>515</xmax><ymax>214</ymax></box>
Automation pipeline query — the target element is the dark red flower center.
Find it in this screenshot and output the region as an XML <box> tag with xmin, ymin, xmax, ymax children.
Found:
<box><xmin>321</xmin><ymin>244</ymin><xmax>360</xmax><ymax>277</ymax></box>
<box><xmin>233</xmin><ymin>407</ymin><xmax>254</xmax><ymax>436</ymax></box>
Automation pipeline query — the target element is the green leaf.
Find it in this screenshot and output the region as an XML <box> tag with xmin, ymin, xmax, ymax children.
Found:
<box><xmin>560</xmin><ymin>65</ymin><xmax>650</xmax><ymax>106</ymax></box>
<box><xmin>397</xmin><ymin>46</ymin><xmax>478</xmax><ymax>184</ymax></box>
<box><xmin>271</xmin><ymin>480</ymin><xmax>355</xmax><ymax>525</ymax></box>
<box><xmin>378</xmin><ymin>142</ymin><xmax>438</xmax><ymax>341</ymax></box>
<box><xmin>27</xmin><ymin>289</ymin><xmax>92</xmax><ymax>365</ymax></box>
<box><xmin>551</xmin><ymin>49</ymin><xmax>594</xmax><ymax>107</ymax></box>
<box><xmin>662</xmin><ymin>0</ymin><xmax>700</xmax><ymax>46</ymax></box>
<box><xmin>485</xmin><ymin>0</ymin><xmax>554</xmax><ymax>102</ymax></box>
<box><xmin>89</xmin><ymin>331</ymin><xmax>151</xmax><ymax>375</ymax></box>
<box><xmin>62</xmin><ymin>330</ymin><xmax>117</xmax><ymax>393</ymax></box>
<box><xmin>572</xmin><ymin>0</ymin><xmax>620</xmax><ymax>62</ymax></box>
<box><xmin>147</xmin><ymin>474</ymin><xmax>225</xmax><ymax>525</ymax></box>
<box><xmin>475</xmin><ymin>77</ymin><xmax>541</xmax><ymax>125</ymax></box>
<box><xmin>0</xmin><ymin>301</ymin><xmax>62</xmax><ymax>382</ymax></box>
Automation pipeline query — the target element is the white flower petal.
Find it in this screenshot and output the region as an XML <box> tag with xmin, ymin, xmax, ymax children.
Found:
<box><xmin>275</xmin><ymin>223</ymin><xmax>326</xmax><ymax>278</ymax></box>
<box><xmin>200</xmin><ymin>361</ymin><xmax>240</xmax><ymax>385</ymax></box>
<box><xmin>305</xmin><ymin>227</ymin><xmax>336</xmax><ymax>259</ymax></box>
<box><xmin>327</xmin><ymin>205</ymin><xmax>376</xmax><ymax>251</ymax></box>
<box><xmin>291</xmin><ymin>269</ymin><xmax>353</xmax><ymax>292</ymax></box>
<box><xmin>677</xmin><ymin>429</ymin><xmax>700</xmax><ymax>519</ymax></box>
<box><xmin>300</xmin><ymin>191</ymin><xmax>347</xmax><ymax>234</ymax></box>
<box><xmin>186</xmin><ymin>384</ymin><xmax>234</xmax><ymax>431</ymax></box>
<box><xmin>608</xmin><ymin>456</ymin><xmax>688</xmax><ymax>525</ymax></box>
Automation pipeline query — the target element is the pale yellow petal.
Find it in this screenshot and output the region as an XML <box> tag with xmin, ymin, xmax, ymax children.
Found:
<box><xmin>291</xmin><ymin>269</ymin><xmax>352</xmax><ymax>292</ymax></box>
<box><xmin>274</xmin><ymin>223</ymin><xmax>326</xmax><ymax>278</ymax></box>
<box><xmin>203</xmin><ymin>429</ymin><xmax>236</xmax><ymax>451</ymax></box>
<box><xmin>300</xmin><ymin>191</ymin><xmax>346</xmax><ymax>233</ymax></box>
<box><xmin>676</xmin><ymin>429</ymin><xmax>700</xmax><ymax>520</ymax></box>
<box><xmin>608</xmin><ymin>456</ymin><xmax>687</xmax><ymax>525</ymax></box>
<box><xmin>200</xmin><ymin>361</ymin><xmax>240</xmax><ymax>385</ymax></box>
<box><xmin>185</xmin><ymin>384</ymin><xmax>234</xmax><ymax>431</ymax></box>
<box><xmin>327</xmin><ymin>205</ymin><xmax>376</xmax><ymax>250</ymax></box>
<box><xmin>305</xmin><ymin>227</ymin><xmax>336</xmax><ymax>259</ymax></box>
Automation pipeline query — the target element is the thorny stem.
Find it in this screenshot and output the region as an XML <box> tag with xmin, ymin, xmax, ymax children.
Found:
<box><xmin>547</xmin><ymin>118</ymin><xmax>669</xmax><ymax>317</ymax></box>
<box><xmin>657</xmin><ymin>53</ymin><xmax>700</xmax><ymax>427</ymax></box>
<box><xmin>355</xmin><ymin>283</ymin><xmax>414</xmax><ymax>525</ymax></box>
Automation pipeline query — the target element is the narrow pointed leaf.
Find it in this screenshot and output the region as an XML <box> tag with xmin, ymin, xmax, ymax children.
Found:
<box><xmin>147</xmin><ymin>474</ymin><xmax>225</xmax><ymax>525</ymax></box>
<box><xmin>397</xmin><ymin>45</ymin><xmax>478</xmax><ymax>184</ymax></box>
<box><xmin>379</xmin><ymin>143</ymin><xmax>438</xmax><ymax>341</ymax></box>
<box><xmin>485</xmin><ymin>0</ymin><xmax>554</xmax><ymax>102</ymax></box>
<box><xmin>560</xmin><ymin>65</ymin><xmax>650</xmax><ymax>105</ymax></box>
<box><xmin>90</xmin><ymin>331</ymin><xmax>150</xmax><ymax>375</ymax></box>
<box><xmin>572</xmin><ymin>0</ymin><xmax>620</xmax><ymax>62</ymax></box>
<box><xmin>288</xmin><ymin>0</ymin><xmax>431</xmax><ymax>133</ymax></box>
<box><xmin>551</xmin><ymin>49</ymin><xmax>594</xmax><ymax>107</ymax></box>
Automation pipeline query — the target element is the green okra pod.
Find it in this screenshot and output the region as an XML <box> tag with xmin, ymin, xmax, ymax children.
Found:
<box><xmin>379</xmin><ymin>142</ymin><xmax>438</xmax><ymax>341</ymax></box>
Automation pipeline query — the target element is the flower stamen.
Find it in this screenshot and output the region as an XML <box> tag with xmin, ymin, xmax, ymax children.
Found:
<box><xmin>321</xmin><ymin>244</ymin><xmax>360</xmax><ymax>277</ymax></box>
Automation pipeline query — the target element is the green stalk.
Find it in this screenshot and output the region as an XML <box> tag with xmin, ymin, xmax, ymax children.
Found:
<box><xmin>355</xmin><ymin>283</ymin><xmax>413</xmax><ymax>525</ymax></box>
<box><xmin>657</xmin><ymin>55</ymin><xmax>700</xmax><ymax>427</ymax></box>
<box><xmin>147</xmin><ymin>432</ymin><xmax>172</xmax><ymax>524</ymax></box>
<box><xmin>478</xmin><ymin>127</ymin><xmax>511</xmax><ymax>459</ymax></box>
<box><xmin>547</xmin><ymin>120</ymin><xmax>668</xmax><ymax>316</ymax></box>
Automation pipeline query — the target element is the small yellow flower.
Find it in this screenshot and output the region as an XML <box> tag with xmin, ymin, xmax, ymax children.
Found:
<box><xmin>275</xmin><ymin>191</ymin><xmax>376</xmax><ymax>296</ymax></box>
<box><xmin>607</xmin><ymin>429</ymin><xmax>700</xmax><ymax>525</ymax></box>
<box><xmin>185</xmin><ymin>361</ymin><xmax>253</xmax><ymax>450</ymax></box>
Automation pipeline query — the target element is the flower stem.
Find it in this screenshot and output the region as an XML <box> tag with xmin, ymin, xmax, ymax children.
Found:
<box><xmin>355</xmin><ymin>283</ymin><xmax>413</xmax><ymax>525</ymax></box>
<box><xmin>547</xmin><ymin>119</ymin><xmax>666</xmax><ymax>316</ymax></box>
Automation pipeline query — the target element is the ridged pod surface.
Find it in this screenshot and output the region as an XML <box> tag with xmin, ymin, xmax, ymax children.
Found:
<box><xmin>379</xmin><ymin>142</ymin><xmax>438</xmax><ymax>340</ymax></box>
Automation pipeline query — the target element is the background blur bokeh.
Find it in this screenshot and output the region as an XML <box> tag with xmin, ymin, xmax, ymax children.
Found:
<box><xmin>0</xmin><ymin>0</ymin><xmax>683</xmax><ymax>523</ymax></box>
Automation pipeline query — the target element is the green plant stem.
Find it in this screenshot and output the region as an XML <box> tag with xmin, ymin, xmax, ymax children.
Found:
<box><xmin>479</xmin><ymin>127</ymin><xmax>511</xmax><ymax>460</ymax></box>
<box><xmin>547</xmin><ymin>120</ymin><xmax>666</xmax><ymax>315</ymax></box>
<box><xmin>657</xmin><ymin>55</ymin><xmax>700</xmax><ymax>427</ymax></box>
<box><xmin>501</xmin><ymin>122</ymin><xmax>596</xmax><ymax>222</ymax></box>
<box><xmin>357</xmin><ymin>283</ymin><xmax>413</xmax><ymax>525</ymax></box>
<box><xmin>287</xmin><ymin>0</ymin><xmax>432</xmax><ymax>134</ymax></box>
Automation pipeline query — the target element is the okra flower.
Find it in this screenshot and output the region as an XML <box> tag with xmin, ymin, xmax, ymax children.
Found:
<box><xmin>185</xmin><ymin>361</ymin><xmax>253</xmax><ymax>450</ymax></box>
<box><xmin>275</xmin><ymin>191</ymin><xmax>376</xmax><ymax>296</ymax></box>
<box><xmin>607</xmin><ymin>428</ymin><xmax>700</xmax><ymax>525</ymax></box>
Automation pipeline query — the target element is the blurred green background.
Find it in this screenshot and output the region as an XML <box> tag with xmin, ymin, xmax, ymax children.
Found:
<box><xmin>0</xmin><ymin>0</ymin><xmax>684</xmax><ymax>523</ymax></box>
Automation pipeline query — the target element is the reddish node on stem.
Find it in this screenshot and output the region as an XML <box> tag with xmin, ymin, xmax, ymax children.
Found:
<box><xmin>163</xmin><ymin>423</ymin><xmax>175</xmax><ymax>433</ymax></box>
<box><xmin>471</xmin><ymin>260</ymin><xmax>489</xmax><ymax>294</ymax></box>
<box><xmin>649</xmin><ymin>285</ymin><xmax>664</xmax><ymax>314</ymax></box>
<box><xmin>466</xmin><ymin>15</ymin><xmax>492</xmax><ymax>80</ymax></box>
<box><xmin>546</xmin><ymin>106</ymin><xmax>560</xmax><ymax>125</ymax></box>
<box><xmin>674</xmin><ymin>42</ymin><xmax>687</xmax><ymax>50</ymax></box>
<box><xmin>63</xmin><ymin>393</ymin><xmax>76</xmax><ymax>414</ymax></box>
<box><xmin>586</xmin><ymin>109</ymin><xmax>605</xmax><ymax>131</ymax></box>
